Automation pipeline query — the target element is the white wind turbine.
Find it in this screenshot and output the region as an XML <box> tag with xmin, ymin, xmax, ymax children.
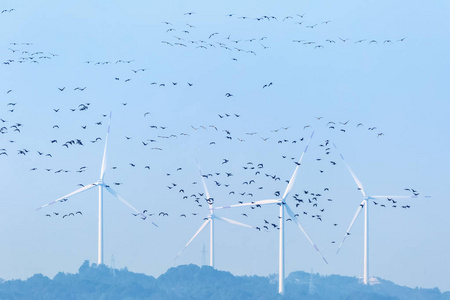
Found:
<box><xmin>176</xmin><ymin>163</ymin><xmax>252</xmax><ymax>268</ymax></box>
<box><xmin>36</xmin><ymin>113</ymin><xmax>150</xmax><ymax>265</ymax></box>
<box><xmin>215</xmin><ymin>131</ymin><xmax>328</xmax><ymax>295</ymax></box>
<box><xmin>333</xmin><ymin>143</ymin><xmax>430</xmax><ymax>285</ymax></box>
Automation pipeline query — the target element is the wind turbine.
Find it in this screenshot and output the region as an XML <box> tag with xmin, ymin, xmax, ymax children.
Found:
<box><xmin>36</xmin><ymin>113</ymin><xmax>150</xmax><ymax>265</ymax></box>
<box><xmin>176</xmin><ymin>163</ymin><xmax>252</xmax><ymax>268</ymax></box>
<box><xmin>333</xmin><ymin>143</ymin><xmax>430</xmax><ymax>285</ymax></box>
<box><xmin>215</xmin><ymin>131</ymin><xmax>328</xmax><ymax>295</ymax></box>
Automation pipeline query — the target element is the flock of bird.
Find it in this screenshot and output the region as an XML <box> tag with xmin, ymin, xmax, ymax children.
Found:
<box><xmin>0</xmin><ymin>8</ymin><xmax>418</xmax><ymax>261</ymax></box>
<box><xmin>1</xmin><ymin>76</ymin><xmax>416</xmax><ymax>246</ymax></box>
<box><xmin>160</xmin><ymin>12</ymin><xmax>406</xmax><ymax>59</ymax></box>
<box><xmin>156</xmin><ymin>137</ymin><xmax>421</xmax><ymax>246</ymax></box>
<box><xmin>1</xmin><ymin>8</ymin><xmax>15</xmax><ymax>14</ymax></box>
<box><xmin>4</xmin><ymin>43</ymin><xmax>58</xmax><ymax>65</ymax></box>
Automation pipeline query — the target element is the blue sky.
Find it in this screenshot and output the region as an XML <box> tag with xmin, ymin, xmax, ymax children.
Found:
<box><xmin>1</xmin><ymin>0</ymin><xmax>449</xmax><ymax>292</ymax></box>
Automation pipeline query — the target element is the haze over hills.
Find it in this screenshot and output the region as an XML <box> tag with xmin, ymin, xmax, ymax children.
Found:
<box><xmin>0</xmin><ymin>262</ymin><xmax>447</xmax><ymax>300</ymax></box>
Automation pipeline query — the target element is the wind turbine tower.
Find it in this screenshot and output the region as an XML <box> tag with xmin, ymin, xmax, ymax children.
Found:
<box><xmin>201</xmin><ymin>243</ymin><xmax>206</xmax><ymax>266</ymax></box>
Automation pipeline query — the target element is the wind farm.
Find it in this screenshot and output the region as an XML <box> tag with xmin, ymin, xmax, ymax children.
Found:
<box><xmin>0</xmin><ymin>0</ymin><xmax>448</xmax><ymax>297</ymax></box>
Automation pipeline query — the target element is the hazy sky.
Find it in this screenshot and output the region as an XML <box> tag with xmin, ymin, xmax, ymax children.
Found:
<box><xmin>1</xmin><ymin>0</ymin><xmax>449</xmax><ymax>292</ymax></box>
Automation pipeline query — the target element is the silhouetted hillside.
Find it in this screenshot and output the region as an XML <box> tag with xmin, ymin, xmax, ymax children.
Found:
<box><xmin>0</xmin><ymin>261</ymin><xmax>448</xmax><ymax>300</ymax></box>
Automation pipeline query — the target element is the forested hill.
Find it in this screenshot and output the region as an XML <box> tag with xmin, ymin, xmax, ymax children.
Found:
<box><xmin>0</xmin><ymin>262</ymin><xmax>448</xmax><ymax>300</ymax></box>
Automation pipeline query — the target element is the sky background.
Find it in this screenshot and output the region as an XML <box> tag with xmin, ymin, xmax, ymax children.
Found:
<box><xmin>1</xmin><ymin>0</ymin><xmax>449</xmax><ymax>292</ymax></box>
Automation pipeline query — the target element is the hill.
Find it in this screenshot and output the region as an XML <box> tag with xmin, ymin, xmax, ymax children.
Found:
<box><xmin>0</xmin><ymin>261</ymin><xmax>448</xmax><ymax>300</ymax></box>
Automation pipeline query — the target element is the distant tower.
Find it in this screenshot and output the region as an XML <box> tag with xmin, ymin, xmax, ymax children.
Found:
<box><xmin>308</xmin><ymin>269</ymin><xmax>316</xmax><ymax>296</ymax></box>
<box><xmin>201</xmin><ymin>243</ymin><xmax>206</xmax><ymax>266</ymax></box>
<box><xmin>110</xmin><ymin>255</ymin><xmax>116</xmax><ymax>277</ymax></box>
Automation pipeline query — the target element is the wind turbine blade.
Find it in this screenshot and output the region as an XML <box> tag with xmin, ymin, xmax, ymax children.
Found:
<box><xmin>104</xmin><ymin>186</ymin><xmax>157</xmax><ymax>226</ymax></box>
<box><xmin>282</xmin><ymin>131</ymin><xmax>314</xmax><ymax>200</ymax></box>
<box><xmin>333</xmin><ymin>143</ymin><xmax>366</xmax><ymax>197</ymax></box>
<box><xmin>336</xmin><ymin>200</ymin><xmax>365</xmax><ymax>254</ymax></box>
<box><xmin>285</xmin><ymin>203</ymin><xmax>328</xmax><ymax>264</ymax></box>
<box><xmin>196</xmin><ymin>160</ymin><xmax>211</xmax><ymax>201</ymax></box>
<box><xmin>371</xmin><ymin>195</ymin><xmax>422</xmax><ymax>199</ymax></box>
<box><xmin>104</xmin><ymin>186</ymin><xmax>140</xmax><ymax>213</ymax></box>
<box><xmin>100</xmin><ymin>112</ymin><xmax>112</xmax><ymax>181</ymax></box>
<box><xmin>214</xmin><ymin>199</ymin><xmax>281</xmax><ymax>210</ymax></box>
<box><xmin>215</xmin><ymin>215</ymin><xmax>252</xmax><ymax>228</ymax></box>
<box><xmin>36</xmin><ymin>183</ymin><xmax>97</xmax><ymax>210</ymax></box>
<box><xmin>176</xmin><ymin>219</ymin><xmax>211</xmax><ymax>259</ymax></box>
